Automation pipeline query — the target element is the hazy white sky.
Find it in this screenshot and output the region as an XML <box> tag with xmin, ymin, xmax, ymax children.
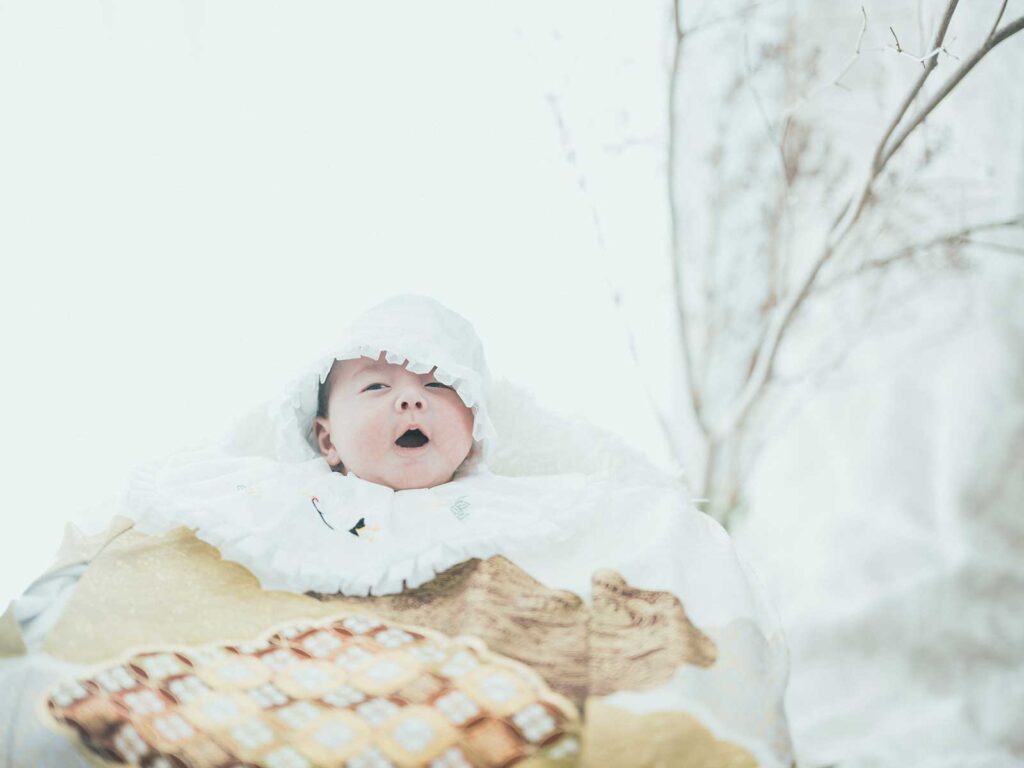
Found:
<box><xmin>0</xmin><ymin>2</ymin><xmax>676</xmax><ymax>605</ymax></box>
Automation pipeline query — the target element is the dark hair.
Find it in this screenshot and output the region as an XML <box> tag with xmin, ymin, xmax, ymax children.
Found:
<box><xmin>316</xmin><ymin>362</ymin><xmax>338</xmax><ymax>419</ymax></box>
<box><xmin>316</xmin><ymin>374</ymin><xmax>331</xmax><ymax>419</ymax></box>
<box><xmin>315</xmin><ymin>365</ymin><xmax>345</xmax><ymax>474</ymax></box>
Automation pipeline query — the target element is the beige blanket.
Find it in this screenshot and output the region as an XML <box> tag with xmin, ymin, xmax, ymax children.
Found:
<box><xmin>18</xmin><ymin>523</ymin><xmax>757</xmax><ymax>767</ymax></box>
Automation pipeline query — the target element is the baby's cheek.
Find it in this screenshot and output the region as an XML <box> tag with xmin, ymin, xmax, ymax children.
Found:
<box><xmin>335</xmin><ymin>416</ymin><xmax>379</xmax><ymax>463</ymax></box>
<box><xmin>448</xmin><ymin>404</ymin><xmax>475</xmax><ymax>457</ymax></box>
<box><xmin>356</xmin><ymin>421</ymin><xmax>388</xmax><ymax>457</ymax></box>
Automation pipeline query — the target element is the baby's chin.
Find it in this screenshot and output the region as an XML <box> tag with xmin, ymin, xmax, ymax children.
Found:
<box><xmin>381</xmin><ymin>471</ymin><xmax>455</xmax><ymax>491</ymax></box>
<box><xmin>341</xmin><ymin>445</ymin><xmax>470</xmax><ymax>490</ymax></box>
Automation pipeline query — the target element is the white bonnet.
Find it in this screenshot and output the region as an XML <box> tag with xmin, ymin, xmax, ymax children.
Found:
<box><xmin>268</xmin><ymin>294</ymin><xmax>496</xmax><ymax>463</ymax></box>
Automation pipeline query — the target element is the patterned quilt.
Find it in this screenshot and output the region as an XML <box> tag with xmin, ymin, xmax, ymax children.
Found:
<box><xmin>44</xmin><ymin>611</ymin><xmax>579</xmax><ymax>768</ymax></box>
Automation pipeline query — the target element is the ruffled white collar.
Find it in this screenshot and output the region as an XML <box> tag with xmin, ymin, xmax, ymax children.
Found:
<box><xmin>128</xmin><ymin>454</ymin><xmax>592</xmax><ymax>597</ymax></box>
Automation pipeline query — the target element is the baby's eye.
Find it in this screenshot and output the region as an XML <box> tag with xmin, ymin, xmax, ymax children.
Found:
<box><xmin>425</xmin><ymin>382</ymin><xmax>453</xmax><ymax>390</ymax></box>
<box><xmin>362</xmin><ymin>383</ymin><xmax>388</xmax><ymax>392</ymax></box>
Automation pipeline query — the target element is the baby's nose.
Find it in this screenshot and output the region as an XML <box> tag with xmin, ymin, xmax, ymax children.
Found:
<box><xmin>395</xmin><ymin>391</ymin><xmax>426</xmax><ymax>411</ymax></box>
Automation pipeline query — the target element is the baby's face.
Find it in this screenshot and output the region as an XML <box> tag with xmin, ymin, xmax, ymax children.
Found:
<box><xmin>313</xmin><ymin>354</ymin><xmax>475</xmax><ymax>490</ymax></box>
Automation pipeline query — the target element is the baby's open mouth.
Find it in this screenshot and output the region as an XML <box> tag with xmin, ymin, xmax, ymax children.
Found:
<box><xmin>395</xmin><ymin>428</ymin><xmax>429</xmax><ymax>448</ymax></box>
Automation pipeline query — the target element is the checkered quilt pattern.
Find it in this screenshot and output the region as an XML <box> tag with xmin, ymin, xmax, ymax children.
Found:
<box><xmin>43</xmin><ymin>612</ymin><xmax>581</xmax><ymax>767</ymax></box>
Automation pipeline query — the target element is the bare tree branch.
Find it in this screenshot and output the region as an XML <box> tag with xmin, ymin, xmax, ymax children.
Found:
<box><xmin>819</xmin><ymin>215</ymin><xmax>1024</xmax><ymax>289</ymax></box>
<box><xmin>891</xmin><ymin>214</ymin><xmax>1022</xmax><ymax>255</ymax></box>
<box><xmin>718</xmin><ymin>3</ymin><xmax>1024</xmax><ymax>437</ymax></box>
<box><xmin>961</xmin><ymin>240</ymin><xmax>1024</xmax><ymax>257</ymax></box>
<box><xmin>669</xmin><ymin>0</ymin><xmax>712</xmax><ymax>439</ymax></box>
<box><xmin>664</xmin><ymin>2</ymin><xmax>1022</xmax><ymax>523</ymax></box>
<box><xmin>879</xmin><ymin>15</ymin><xmax>1024</xmax><ymax>169</ymax></box>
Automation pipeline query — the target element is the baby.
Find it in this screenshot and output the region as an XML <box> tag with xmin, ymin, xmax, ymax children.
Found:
<box><xmin>314</xmin><ymin>354</ymin><xmax>475</xmax><ymax>490</ymax></box>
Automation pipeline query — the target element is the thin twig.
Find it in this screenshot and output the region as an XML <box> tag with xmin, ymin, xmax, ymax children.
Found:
<box><xmin>888</xmin><ymin>43</ymin><xmax>955</xmax><ymax>65</ymax></box>
<box><xmin>617</xmin><ymin>292</ymin><xmax>683</xmax><ymax>461</ymax></box>
<box><xmin>961</xmin><ymin>240</ymin><xmax>1024</xmax><ymax>257</ymax></box>
<box><xmin>781</xmin><ymin>5</ymin><xmax>868</xmax><ymax>118</ymax></box>
<box><xmin>987</xmin><ymin>0</ymin><xmax>1009</xmax><ymax>42</ymax></box>
<box><xmin>889</xmin><ymin>25</ymin><xmax>903</xmax><ymax>53</ymax></box>
<box><xmin>821</xmin><ymin>215</ymin><xmax>1024</xmax><ymax>287</ymax></box>
<box><xmin>833</xmin><ymin>7</ymin><xmax>869</xmax><ymax>89</ymax></box>
<box><xmin>743</xmin><ymin>33</ymin><xmax>790</xmax><ymax>182</ymax></box>
<box><xmin>544</xmin><ymin>92</ymin><xmax>606</xmax><ymax>250</ymax></box>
